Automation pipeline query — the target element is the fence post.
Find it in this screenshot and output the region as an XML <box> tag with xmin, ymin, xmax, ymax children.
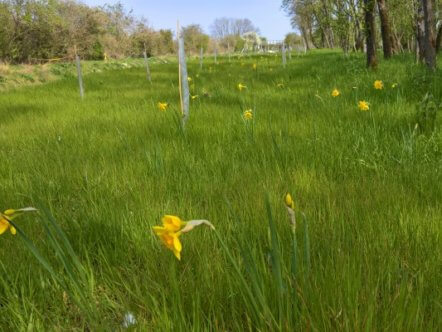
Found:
<box><xmin>214</xmin><ymin>42</ymin><xmax>217</xmax><ymax>64</ymax></box>
<box><xmin>143</xmin><ymin>49</ymin><xmax>152</xmax><ymax>83</ymax></box>
<box><xmin>178</xmin><ymin>24</ymin><xmax>190</xmax><ymax>128</ymax></box>
<box><xmin>200</xmin><ymin>46</ymin><xmax>203</xmax><ymax>70</ymax></box>
<box><xmin>75</xmin><ymin>54</ymin><xmax>84</xmax><ymax>99</ymax></box>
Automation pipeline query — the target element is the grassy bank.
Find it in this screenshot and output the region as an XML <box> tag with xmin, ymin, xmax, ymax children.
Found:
<box><xmin>0</xmin><ymin>57</ymin><xmax>169</xmax><ymax>91</ymax></box>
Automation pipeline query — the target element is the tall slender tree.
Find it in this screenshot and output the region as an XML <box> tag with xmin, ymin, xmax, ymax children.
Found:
<box><xmin>416</xmin><ymin>0</ymin><xmax>426</xmax><ymax>62</ymax></box>
<box><xmin>377</xmin><ymin>0</ymin><xmax>393</xmax><ymax>58</ymax></box>
<box><xmin>437</xmin><ymin>24</ymin><xmax>442</xmax><ymax>53</ymax></box>
<box><xmin>421</xmin><ymin>0</ymin><xmax>437</xmax><ymax>69</ymax></box>
<box><xmin>364</xmin><ymin>0</ymin><xmax>377</xmax><ymax>68</ymax></box>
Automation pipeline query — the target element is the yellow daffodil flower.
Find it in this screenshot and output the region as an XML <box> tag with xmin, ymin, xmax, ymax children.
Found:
<box><xmin>284</xmin><ymin>193</ymin><xmax>295</xmax><ymax>210</ymax></box>
<box><xmin>153</xmin><ymin>226</ymin><xmax>182</xmax><ymax>260</ymax></box>
<box><xmin>237</xmin><ymin>83</ymin><xmax>247</xmax><ymax>91</ymax></box>
<box><xmin>331</xmin><ymin>89</ymin><xmax>340</xmax><ymax>97</ymax></box>
<box><xmin>374</xmin><ymin>80</ymin><xmax>384</xmax><ymax>90</ymax></box>
<box><xmin>0</xmin><ymin>210</ymin><xmax>17</xmax><ymax>235</ymax></box>
<box><xmin>243</xmin><ymin>109</ymin><xmax>253</xmax><ymax>120</ymax></box>
<box><xmin>0</xmin><ymin>207</ymin><xmax>37</xmax><ymax>236</ymax></box>
<box><xmin>158</xmin><ymin>102</ymin><xmax>168</xmax><ymax>112</ymax></box>
<box><xmin>153</xmin><ymin>215</ymin><xmax>214</xmax><ymax>260</ymax></box>
<box><xmin>358</xmin><ymin>100</ymin><xmax>370</xmax><ymax>111</ymax></box>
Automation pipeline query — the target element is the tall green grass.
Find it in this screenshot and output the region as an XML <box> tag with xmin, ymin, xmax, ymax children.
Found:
<box><xmin>0</xmin><ymin>50</ymin><xmax>441</xmax><ymax>330</ymax></box>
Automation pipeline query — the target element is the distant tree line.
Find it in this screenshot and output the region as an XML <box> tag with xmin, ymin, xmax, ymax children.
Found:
<box><xmin>0</xmin><ymin>0</ymin><xmax>175</xmax><ymax>63</ymax></box>
<box><xmin>282</xmin><ymin>0</ymin><xmax>441</xmax><ymax>70</ymax></box>
<box><xmin>0</xmin><ymin>0</ymin><xmax>264</xmax><ymax>64</ymax></box>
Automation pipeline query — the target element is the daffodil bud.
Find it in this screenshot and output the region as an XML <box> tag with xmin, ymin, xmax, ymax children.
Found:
<box><xmin>4</xmin><ymin>209</ymin><xmax>16</xmax><ymax>216</ymax></box>
<box><xmin>284</xmin><ymin>193</ymin><xmax>295</xmax><ymax>210</ymax></box>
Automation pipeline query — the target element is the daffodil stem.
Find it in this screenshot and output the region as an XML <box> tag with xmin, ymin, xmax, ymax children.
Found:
<box><xmin>286</xmin><ymin>207</ymin><xmax>297</xmax><ymax>277</ymax></box>
<box><xmin>286</xmin><ymin>206</ymin><xmax>296</xmax><ymax>234</ymax></box>
<box><xmin>302</xmin><ymin>213</ymin><xmax>311</xmax><ymax>276</ymax></box>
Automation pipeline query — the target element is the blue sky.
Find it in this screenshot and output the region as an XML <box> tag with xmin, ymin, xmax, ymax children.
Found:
<box><xmin>81</xmin><ymin>0</ymin><xmax>294</xmax><ymax>41</ymax></box>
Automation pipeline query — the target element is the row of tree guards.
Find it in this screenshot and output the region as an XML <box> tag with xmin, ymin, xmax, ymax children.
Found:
<box><xmin>74</xmin><ymin>34</ymin><xmax>292</xmax><ymax>127</ymax></box>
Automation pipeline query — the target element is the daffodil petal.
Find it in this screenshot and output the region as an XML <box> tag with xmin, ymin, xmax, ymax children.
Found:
<box><xmin>10</xmin><ymin>226</ymin><xmax>16</xmax><ymax>235</ymax></box>
<box><xmin>0</xmin><ymin>219</ymin><xmax>9</xmax><ymax>235</ymax></box>
<box><xmin>152</xmin><ymin>226</ymin><xmax>166</xmax><ymax>235</ymax></box>
<box><xmin>162</xmin><ymin>215</ymin><xmax>184</xmax><ymax>231</ymax></box>
<box><xmin>173</xmin><ymin>235</ymin><xmax>182</xmax><ymax>252</ymax></box>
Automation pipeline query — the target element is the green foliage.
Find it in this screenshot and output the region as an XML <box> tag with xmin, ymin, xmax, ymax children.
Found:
<box><xmin>90</xmin><ymin>41</ymin><xmax>105</xmax><ymax>61</ymax></box>
<box><xmin>183</xmin><ymin>24</ymin><xmax>210</xmax><ymax>54</ymax></box>
<box><xmin>0</xmin><ymin>0</ymin><xmax>175</xmax><ymax>63</ymax></box>
<box><xmin>284</xmin><ymin>32</ymin><xmax>302</xmax><ymax>47</ymax></box>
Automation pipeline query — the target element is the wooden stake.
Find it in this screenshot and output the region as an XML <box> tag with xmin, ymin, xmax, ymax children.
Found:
<box><xmin>177</xmin><ymin>21</ymin><xmax>190</xmax><ymax>128</ymax></box>
<box><xmin>200</xmin><ymin>46</ymin><xmax>203</xmax><ymax>70</ymax></box>
<box><xmin>74</xmin><ymin>46</ymin><xmax>84</xmax><ymax>99</ymax></box>
<box><xmin>143</xmin><ymin>43</ymin><xmax>152</xmax><ymax>83</ymax></box>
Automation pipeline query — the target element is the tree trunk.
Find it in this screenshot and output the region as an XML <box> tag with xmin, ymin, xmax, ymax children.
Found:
<box><xmin>300</xmin><ymin>26</ymin><xmax>311</xmax><ymax>50</ymax></box>
<box><xmin>364</xmin><ymin>0</ymin><xmax>377</xmax><ymax>68</ymax></box>
<box><xmin>320</xmin><ymin>0</ymin><xmax>335</xmax><ymax>48</ymax></box>
<box><xmin>436</xmin><ymin>24</ymin><xmax>442</xmax><ymax>53</ymax></box>
<box><xmin>377</xmin><ymin>0</ymin><xmax>393</xmax><ymax>58</ymax></box>
<box><xmin>421</xmin><ymin>0</ymin><xmax>437</xmax><ymax>70</ymax></box>
<box><xmin>416</xmin><ymin>0</ymin><xmax>426</xmax><ymax>62</ymax></box>
<box><xmin>309</xmin><ymin>27</ymin><xmax>319</xmax><ymax>48</ymax></box>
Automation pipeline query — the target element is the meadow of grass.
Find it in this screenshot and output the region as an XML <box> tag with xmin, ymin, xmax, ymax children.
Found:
<box><xmin>0</xmin><ymin>50</ymin><xmax>441</xmax><ymax>330</ymax></box>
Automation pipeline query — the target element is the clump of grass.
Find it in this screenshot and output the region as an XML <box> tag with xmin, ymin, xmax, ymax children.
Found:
<box><xmin>0</xmin><ymin>62</ymin><xmax>10</xmax><ymax>75</ymax></box>
<box><xmin>9</xmin><ymin>205</ymin><xmax>100</xmax><ymax>328</ymax></box>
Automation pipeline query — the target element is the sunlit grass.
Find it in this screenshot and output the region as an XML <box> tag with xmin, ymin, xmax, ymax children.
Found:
<box><xmin>0</xmin><ymin>50</ymin><xmax>440</xmax><ymax>330</ymax></box>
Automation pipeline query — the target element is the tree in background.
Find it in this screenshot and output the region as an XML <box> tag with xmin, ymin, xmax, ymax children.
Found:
<box><xmin>437</xmin><ymin>24</ymin><xmax>442</xmax><ymax>53</ymax></box>
<box><xmin>282</xmin><ymin>0</ymin><xmax>440</xmax><ymax>68</ymax></box>
<box><xmin>421</xmin><ymin>0</ymin><xmax>437</xmax><ymax>69</ymax></box>
<box><xmin>281</xmin><ymin>0</ymin><xmax>314</xmax><ymax>50</ymax></box>
<box><xmin>209</xmin><ymin>17</ymin><xmax>260</xmax><ymax>52</ymax></box>
<box><xmin>364</xmin><ymin>0</ymin><xmax>377</xmax><ymax>68</ymax></box>
<box><xmin>182</xmin><ymin>24</ymin><xmax>209</xmax><ymax>54</ymax></box>
<box><xmin>284</xmin><ymin>32</ymin><xmax>303</xmax><ymax>48</ymax></box>
<box><xmin>58</xmin><ymin>0</ymin><xmax>104</xmax><ymax>59</ymax></box>
<box><xmin>0</xmin><ymin>0</ymin><xmax>175</xmax><ymax>63</ymax></box>
<box><xmin>210</xmin><ymin>17</ymin><xmax>259</xmax><ymax>39</ymax></box>
<box><xmin>377</xmin><ymin>0</ymin><xmax>393</xmax><ymax>58</ymax></box>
